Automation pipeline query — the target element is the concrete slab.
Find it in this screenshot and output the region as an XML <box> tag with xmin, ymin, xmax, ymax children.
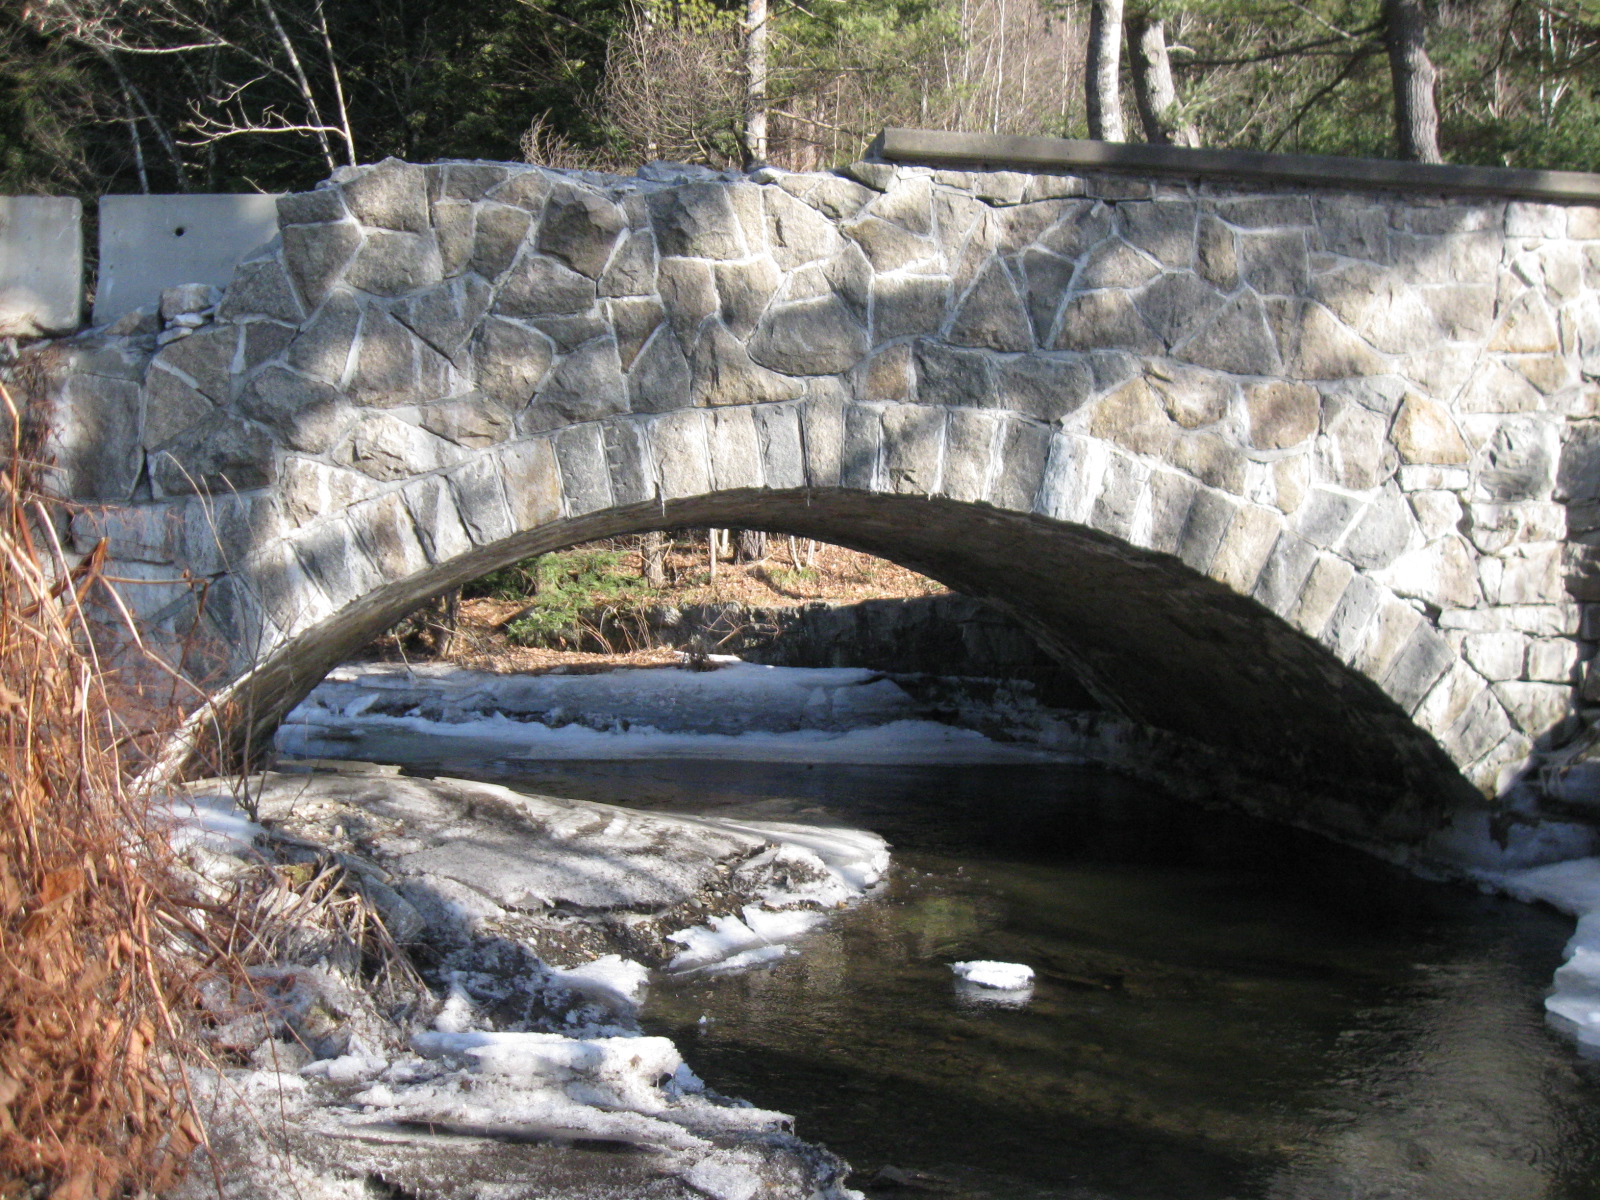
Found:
<box><xmin>0</xmin><ymin>196</ymin><xmax>83</xmax><ymax>336</ymax></box>
<box><xmin>95</xmin><ymin>193</ymin><xmax>282</xmax><ymax>325</ymax></box>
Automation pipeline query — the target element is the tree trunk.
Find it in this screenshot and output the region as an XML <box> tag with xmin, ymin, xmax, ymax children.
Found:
<box><xmin>432</xmin><ymin>589</ymin><xmax>460</xmax><ymax>658</ymax></box>
<box><xmin>1383</xmin><ymin>0</ymin><xmax>1442</xmax><ymax>163</ymax></box>
<box><xmin>743</xmin><ymin>0</ymin><xmax>769</xmax><ymax>166</ymax></box>
<box><xmin>1085</xmin><ymin>0</ymin><xmax>1126</xmax><ymax>141</ymax></box>
<box><xmin>1127</xmin><ymin>14</ymin><xmax>1196</xmax><ymax>146</ymax></box>
<box><xmin>641</xmin><ymin>531</ymin><xmax>668</xmax><ymax>587</ymax></box>
<box><xmin>736</xmin><ymin>530</ymin><xmax>767</xmax><ymax>563</ymax></box>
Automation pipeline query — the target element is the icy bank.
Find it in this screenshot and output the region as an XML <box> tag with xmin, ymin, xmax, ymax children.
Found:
<box><xmin>164</xmin><ymin>770</ymin><xmax>885</xmax><ymax>1199</ymax></box>
<box><xmin>278</xmin><ymin>660</ymin><xmax>1070</xmax><ymax>766</ymax></box>
<box><xmin>1482</xmin><ymin>857</ymin><xmax>1600</xmax><ymax>1057</ymax></box>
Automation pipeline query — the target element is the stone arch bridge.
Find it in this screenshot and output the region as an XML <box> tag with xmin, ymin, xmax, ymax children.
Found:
<box><xmin>32</xmin><ymin>133</ymin><xmax>1600</xmax><ymax>856</ymax></box>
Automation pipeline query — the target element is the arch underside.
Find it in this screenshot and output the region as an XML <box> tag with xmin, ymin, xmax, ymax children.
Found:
<box><xmin>226</xmin><ymin>488</ymin><xmax>1475</xmax><ymax>845</ymax></box>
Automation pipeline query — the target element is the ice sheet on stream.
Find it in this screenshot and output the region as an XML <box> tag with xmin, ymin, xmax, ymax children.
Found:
<box><xmin>278</xmin><ymin>661</ymin><xmax>1068</xmax><ymax>765</ymax></box>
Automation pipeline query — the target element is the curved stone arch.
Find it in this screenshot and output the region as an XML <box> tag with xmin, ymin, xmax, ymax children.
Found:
<box><xmin>208</xmin><ymin>396</ymin><xmax>1499</xmax><ymax>835</ymax></box>
<box><xmin>56</xmin><ymin>152</ymin><xmax>1600</xmax><ymax>837</ymax></box>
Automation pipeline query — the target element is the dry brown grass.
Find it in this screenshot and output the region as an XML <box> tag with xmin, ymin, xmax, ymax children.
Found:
<box><xmin>0</xmin><ymin>380</ymin><xmax>204</xmax><ymax>1199</ymax></box>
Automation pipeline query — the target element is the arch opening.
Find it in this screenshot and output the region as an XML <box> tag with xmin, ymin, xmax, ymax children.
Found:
<box><xmin>225</xmin><ymin>489</ymin><xmax>1477</xmax><ymax>851</ymax></box>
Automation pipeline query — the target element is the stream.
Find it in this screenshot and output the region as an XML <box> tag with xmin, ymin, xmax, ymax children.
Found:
<box><xmin>350</xmin><ymin>751</ymin><xmax>1600</xmax><ymax>1200</ymax></box>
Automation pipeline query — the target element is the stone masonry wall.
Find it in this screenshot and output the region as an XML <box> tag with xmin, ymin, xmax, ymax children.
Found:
<box><xmin>28</xmin><ymin>152</ymin><xmax>1600</xmax><ymax>835</ymax></box>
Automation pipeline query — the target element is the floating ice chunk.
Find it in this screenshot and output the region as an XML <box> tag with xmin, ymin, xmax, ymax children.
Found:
<box><xmin>547</xmin><ymin>954</ymin><xmax>650</xmax><ymax>1012</ymax></box>
<box><xmin>951</xmin><ymin>960</ymin><xmax>1034</xmax><ymax>990</ymax></box>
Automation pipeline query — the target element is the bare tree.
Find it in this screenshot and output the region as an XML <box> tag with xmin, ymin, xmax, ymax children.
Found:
<box><xmin>736</xmin><ymin>530</ymin><xmax>767</xmax><ymax>563</ymax></box>
<box><xmin>743</xmin><ymin>0</ymin><xmax>768</xmax><ymax>165</ymax></box>
<box><xmin>1086</xmin><ymin>0</ymin><xmax>1126</xmax><ymax>140</ymax></box>
<box><xmin>1383</xmin><ymin>0</ymin><xmax>1441</xmax><ymax>162</ymax></box>
<box><xmin>640</xmin><ymin>531</ymin><xmax>668</xmax><ymax>588</ymax></box>
<box><xmin>1127</xmin><ymin>10</ymin><xmax>1196</xmax><ymax>146</ymax></box>
<box><xmin>600</xmin><ymin>0</ymin><xmax>1084</xmax><ymax>172</ymax></box>
<box><xmin>23</xmin><ymin>0</ymin><xmax>356</xmax><ymax>185</ymax></box>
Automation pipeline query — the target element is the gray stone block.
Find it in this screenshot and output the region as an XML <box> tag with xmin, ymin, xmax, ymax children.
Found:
<box><xmin>475</xmin><ymin>317</ymin><xmax>553</xmax><ymax>408</ymax></box>
<box><xmin>882</xmin><ymin>403</ymin><xmax>943</xmax><ymax>495</ymax></box>
<box><xmin>352</xmin><ymin>492</ymin><xmax>430</xmax><ymax>582</ymax></box>
<box><xmin>1381</xmin><ymin>623</ymin><xmax>1455</xmax><ymax>713</ymax></box>
<box><xmin>97</xmin><ymin>193</ymin><xmax>282</xmax><ymax>324</ymax></box>
<box><xmin>689</xmin><ymin>320</ymin><xmax>803</xmax><ymax>407</ymax></box>
<box><xmin>538</xmin><ymin>183</ymin><xmax>626</xmax><ymax>279</ymax></box>
<box><xmin>419</xmin><ymin>392</ymin><xmax>513</xmax><ymax>448</ymax></box>
<box><xmin>446</xmin><ymin>454</ymin><xmax>515</xmax><ymax>545</ymax></box>
<box><xmin>714</xmin><ymin>256</ymin><xmax>782</xmax><ymax>340</ymax></box>
<box><xmin>994</xmin><ymin>355</ymin><xmax>1094</xmax><ymax>423</ymax></box>
<box><xmin>0</xmin><ymin>196</ymin><xmax>82</xmax><ymax>335</ymax></box>
<box><xmin>628</xmin><ymin>325</ymin><xmax>693</xmax><ymax>414</ymax></box>
<box><xmin>555</xmin><ymin>424</ymin><xmax>613</xmax><ymax>515</ymax></box>
<box><xmin>991</xmin><ymin>418</ymin><xmax>1050</xmax><ymax>512</ymax></box>
<box><xmin>840</xmin><ymin>404</ymin><xmax>881</xmax><ymax>491</ymax></box>
<box><xmin>493</xmin><ymin>253</ymin><xmax>596</xmax><ymax>317</ymax></box>
<box><xmin>753</xmin><ymin>403</ymin><xmax>805</xmax><ymax>491</ymax></box>
<box><xmin>1210</xmin><ymin>503</ymin><xmax>1285</xmax><ymax>595</ymax></box>
<box><xmin>652</xmin><ymin>409</ymin><xmax>712</xmax><ymax>499</ymax></box>
<box><xmin>942</xmin><ymin>408</ymin><xmax>996</xmax><ymax>503</ymax></box>
<box><xmin>497</xmin><ymin>437</ymin><xmax>563</xmax><ymax>531</ymax></box>
<box><xmin>346</xmin><ymin>229</ymin><xmax>443</xmax><ymax>297</ymax></box>
<box><xmin>150</xmin><ymin>412</ymin><xmax>277</xmax><ymax>496</ymax></box>
<box><xmin>1175</xmin><ymin>487</ymin><xmax>1236</xmax><ymax>574</ymax></box>
<box><xmin>291</xmin><ymin>517</ymin><xmax>386</xmax><ymax>608</ymax></box>
<box><xmin>1250</xmin><ymin>531</ymin><xmax>1318</xmax><ymax>616</ymax></box>
<box><xmin>709</xmin><ymin>406</ymin><xmax>764</xmax><ymax>491</ymax></box>
<box><xmin>749</xmin><ymin>295</ymin><xmax>869</xmax><ymax>375</ymax></box>
<box><xmin>237</xmin><ymin>366</ymin><xmax>351</xmax><ymax>454</ymax></box>
<box><xmin>648</xmin><ymin>185</ymin><xmax>746</xmax><ymax>259</ymax></box>
<box><xmin>218</xmin><ymin>256</ymin><xmax>304</xmax><ymax>324</ymax></box>
<box><xmin>1145</xmin><ymin>469</ymin><xmax>1199</xmax><ymax>556</ymax></box>
<box><xmin>601</xmin><ymin>417</ymin><xmax>653</xmax><ymax>507</ymax></box>
<box><xmin>525</xmin><ymin>336</ymin><xmax>628</xmax><ymax>430</ymax></box>
<box><xmin>874</xmin><ymin>273</ymin><xmax>948</xmax><ymax>343</ymax></box>
<box><xmin>1320</xmin><ymin>572</ymin><xmax>1382</xmax><ymax>661</ymax></box>
<box><xmin>801</xmin><ymin>393</ymin><xmax>845</xmax><ymax>488</ymax></box>
<box><xmin>1090</xmin><ymin>451</ymin><xmax>1146</xmax><ymax>540</ymax></box>
<box><xmin>948</xmin><ymin>259</ymin><xmax>1033</xmax><ymax>352</ymax></box>
<box><xmin>403</xmin><ymin>473</ymin><xmax>476</xmax><ymax>564</ymax></box>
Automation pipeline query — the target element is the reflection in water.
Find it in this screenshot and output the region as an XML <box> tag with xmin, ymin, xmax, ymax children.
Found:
<box><xmin>397</xmin><ymin>756</ymin><xmax>1600</xmax><ymax>1200</ymax></box>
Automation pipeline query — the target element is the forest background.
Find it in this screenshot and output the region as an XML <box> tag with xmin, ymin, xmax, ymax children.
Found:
<box><xmin>6</xmin><ymin>0</ymin><xmax>1600</xmax><ymax>203</ymax></box>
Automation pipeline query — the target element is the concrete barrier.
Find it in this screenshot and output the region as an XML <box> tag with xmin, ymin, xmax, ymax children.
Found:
<box><xmin>0</xmin><ymin>196</ymin><xmax>83</xmax><ymax>337</ymax></box>
<box><xmin>94</xmin><ymin>193</ymin><xmax>281</xmax><ymax>325</ymax></box>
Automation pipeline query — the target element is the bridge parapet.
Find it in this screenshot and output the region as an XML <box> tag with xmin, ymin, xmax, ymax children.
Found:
<box><xmin>28</xmin><ymin>141</ymin><xmax>1600</xmax><ymax>856</ymax></box>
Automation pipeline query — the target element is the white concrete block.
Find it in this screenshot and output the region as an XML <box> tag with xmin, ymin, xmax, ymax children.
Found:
<box><xmin>95</xmin><ymin>193</ymin><xmax>281</xmax><ymax>325</ymax></box>
<box><xmin>0</xmin><ymin>196</ymin><xmax>82</xmax><ymax>335</ymax></box>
